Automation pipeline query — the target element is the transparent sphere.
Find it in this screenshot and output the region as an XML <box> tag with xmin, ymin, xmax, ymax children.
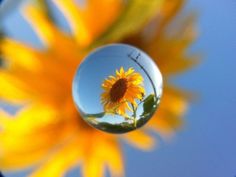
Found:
<box><xmin>72</xmin><ymin>44</ymin><xmax>163</xmax><ymax>133</ymax></box>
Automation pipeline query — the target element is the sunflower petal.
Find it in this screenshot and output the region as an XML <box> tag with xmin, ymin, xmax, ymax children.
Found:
<box><xmin>0</xmin><ymin>72</ymin><xmax>32</xmax><ymax>103</ymax></box>
<box><xmin>1</xmin><ymin>39</ymin><xmax>41</xmax><ymax>71</ymax></box>
<box><xmin>82</xmin><ymin>136</ymin><xmax>123</xmax><ymax>177</ymax></box>
<box><xmin>104</xmin><ymin>141</ymin><xmax>123</xmax><ymax>177</ymax></box>
<box><xmin>125</xmin><ymin>67</ymin><xmax>134</xmax><ymax>76</ymax></box>
<box><xmin>93</xmin><ymin>0</ymin><xmax>164</xmax><ymax>46</ymax></box>
<box><xmin>29</xmin><ymin>137</ymin><xmax>82</xmax><ymax>177</ymax></box>
<box><xmin>122</xmin><ymin>130</ymin><xmax>155</xmax><ymax>150</ymax></box>
<box><xmin>0</xmin><ymin>104</ymin><xmax>75</xmax><ymax>169</ymax></box>
<box><xmin>119</xmin><ymin>67</ymin><xmax>124</xmax><ymax>76</ymax></box>
<box><xmin>51</xmin><ymin>0</ymin><xmax>91</xmax><ymax>46</ymax></box>
<box><xmin>148</xmin><ymin>85</ymin><xmax>190</xmax><ymax>135</ymax></box>
<box><xmin>79</xmin><ymin>0</ymin><xmax>123</xmax><ymax>39</ymax></box>
<box><xmin>152</xmin><ymin>0</ymin><xmax>185</xmax><ymax>37</ymax></box>
<box><xmin>22</xmin><ymin>5</ymin><xmax>56</xmax><ymax>46</ymax></box>
<box><xmin>146</xmin><ymin>14</ymin><xmax>198</xmax><ymax>75</ymax></box>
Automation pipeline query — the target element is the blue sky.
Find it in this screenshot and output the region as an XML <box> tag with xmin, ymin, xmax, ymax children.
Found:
<box><xmin>1</xmin><ymin>0</ymin><xmax>236</xmax><ymax>177</ymax></box>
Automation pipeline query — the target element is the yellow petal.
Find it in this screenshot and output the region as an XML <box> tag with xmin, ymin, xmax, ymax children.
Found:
<box><xmin>1</xmin><ymin>39</ymin><xmax>41</xmax><ymax>71</ymax></box>
<box><xmin>146</xmin><ymin>14</ymin><xmax>198</xmax><ymax>75</ymax></box>
<box><xmin>80</xmin><ymin>0</ymin><xmax>123</xmax><ymax>39</ymax></box>
<box><xmin>82</xmin><ymin>135</ymin><xmax>123</xmax><ymax>177</ymax></box>
<box><xmin>149</xmin><ymin>109</ymin><xmax>184</xmax><ymax>137</ymax></box>
<box><xmin>161</xmin><ymin>87</ymin><xmax>188</xmax><ymax>116</ymax></box>
<box><xmin>122</xmin><ymin>130</ymin><xmax>155</xmax><ymax>150</ymax></box>
<box><xmin>0</xmin><ymin>110</ymin><xmax>12</xmax><ymax>128</ymax></box>
<box><xmin>148</xmin><ymin>85</ymin><xmax>189</xmax><ymax>135</ymax></box>
<box><xmin>0</xmin><ymin>72</ymin><xmax>32</xmax><ymax>103</ymax></box>
<box><xmin>104</xmin><ymin>141</ymin><xmax>123</xmax><ymax>177</ymax></box>
<box><xmin>93</xmin><ymin>0</ymin><xmax>164</xmax><ymax>46</ymax></box>
<box><xmin>29</xmin><ymin>137</ymin><xmax>82</xmax><ymax>177</ymax></box>
<box><xmin>125</xmin><ymin>67</ymin><xmax>134</xmax><ymax>76</ymax></box>
<box><xmin>152</xmin><ymin>0</ymin><xmax>185</xmax><ymax>36</ymax></box>
<box><xmin>120</xmin><ymin>67</ymin><xmax>124</xmax><ymax>75</ymax></box>
<box><xmin>51</xmin><ymin>0</ymin><xmax>91</xmax><ymax>46</ymax></box>
<box><xmin>22</xmin><ymin>5</ymin><xmax>56</xmax><ymax>46</ymax></box>
<box><xmin>0</xmin><ymin>104</ymin><xmax>77</xmax><ymax>169</ymax></box>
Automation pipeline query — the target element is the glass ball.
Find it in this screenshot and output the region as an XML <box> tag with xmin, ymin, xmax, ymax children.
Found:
<box><xmin>72</xmin><ymin>44</ymin><xmax>163</xmax><ymax>134</ymax></box>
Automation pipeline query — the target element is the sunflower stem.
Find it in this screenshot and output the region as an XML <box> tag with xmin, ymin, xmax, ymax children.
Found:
<box><xmin>131</xmin><ymin>103</ymin><xmax>137</xmax><ymax>128</ymax></box>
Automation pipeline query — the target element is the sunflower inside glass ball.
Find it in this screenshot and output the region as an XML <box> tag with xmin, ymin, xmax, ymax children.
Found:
<box><xmin>72</xmin><ymin>44</ymin><xmax>163</xmax><ymax>133</ymax></box>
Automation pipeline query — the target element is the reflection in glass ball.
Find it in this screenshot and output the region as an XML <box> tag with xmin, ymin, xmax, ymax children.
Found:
<box><xmin>72</xmin><ymin>44</ymin><xmax>163</xmax><ymax>133</ymax></box>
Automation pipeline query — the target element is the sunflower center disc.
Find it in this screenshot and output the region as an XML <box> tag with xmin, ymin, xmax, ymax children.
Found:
<box><xmin>110</xmin><ymin>78</ymin><xmax>128</xmax><ymax>102</ymax></box>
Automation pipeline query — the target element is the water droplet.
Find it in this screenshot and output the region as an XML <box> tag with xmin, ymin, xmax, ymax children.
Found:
<box><xmin>72</xmin><ymin>44</ymin><xmax>163</xmax><ymax>133</ymax></box>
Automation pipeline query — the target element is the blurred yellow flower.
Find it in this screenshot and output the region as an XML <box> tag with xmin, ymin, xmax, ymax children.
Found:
<box><xmin>101</xmin><ymin>67</ymin><xmax>145</xmax><ymax>116</ymax></box>
<box><xmin>0</xmin><ymin>0</ymin><xmax>198</xmax><ymax>177</ymax></box>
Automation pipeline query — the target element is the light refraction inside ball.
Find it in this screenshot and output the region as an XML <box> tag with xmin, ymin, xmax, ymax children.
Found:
<box><xmin>72</xmin><ymin>44</ymin><xmax>163</xmax><ymax>133</ymax></box>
